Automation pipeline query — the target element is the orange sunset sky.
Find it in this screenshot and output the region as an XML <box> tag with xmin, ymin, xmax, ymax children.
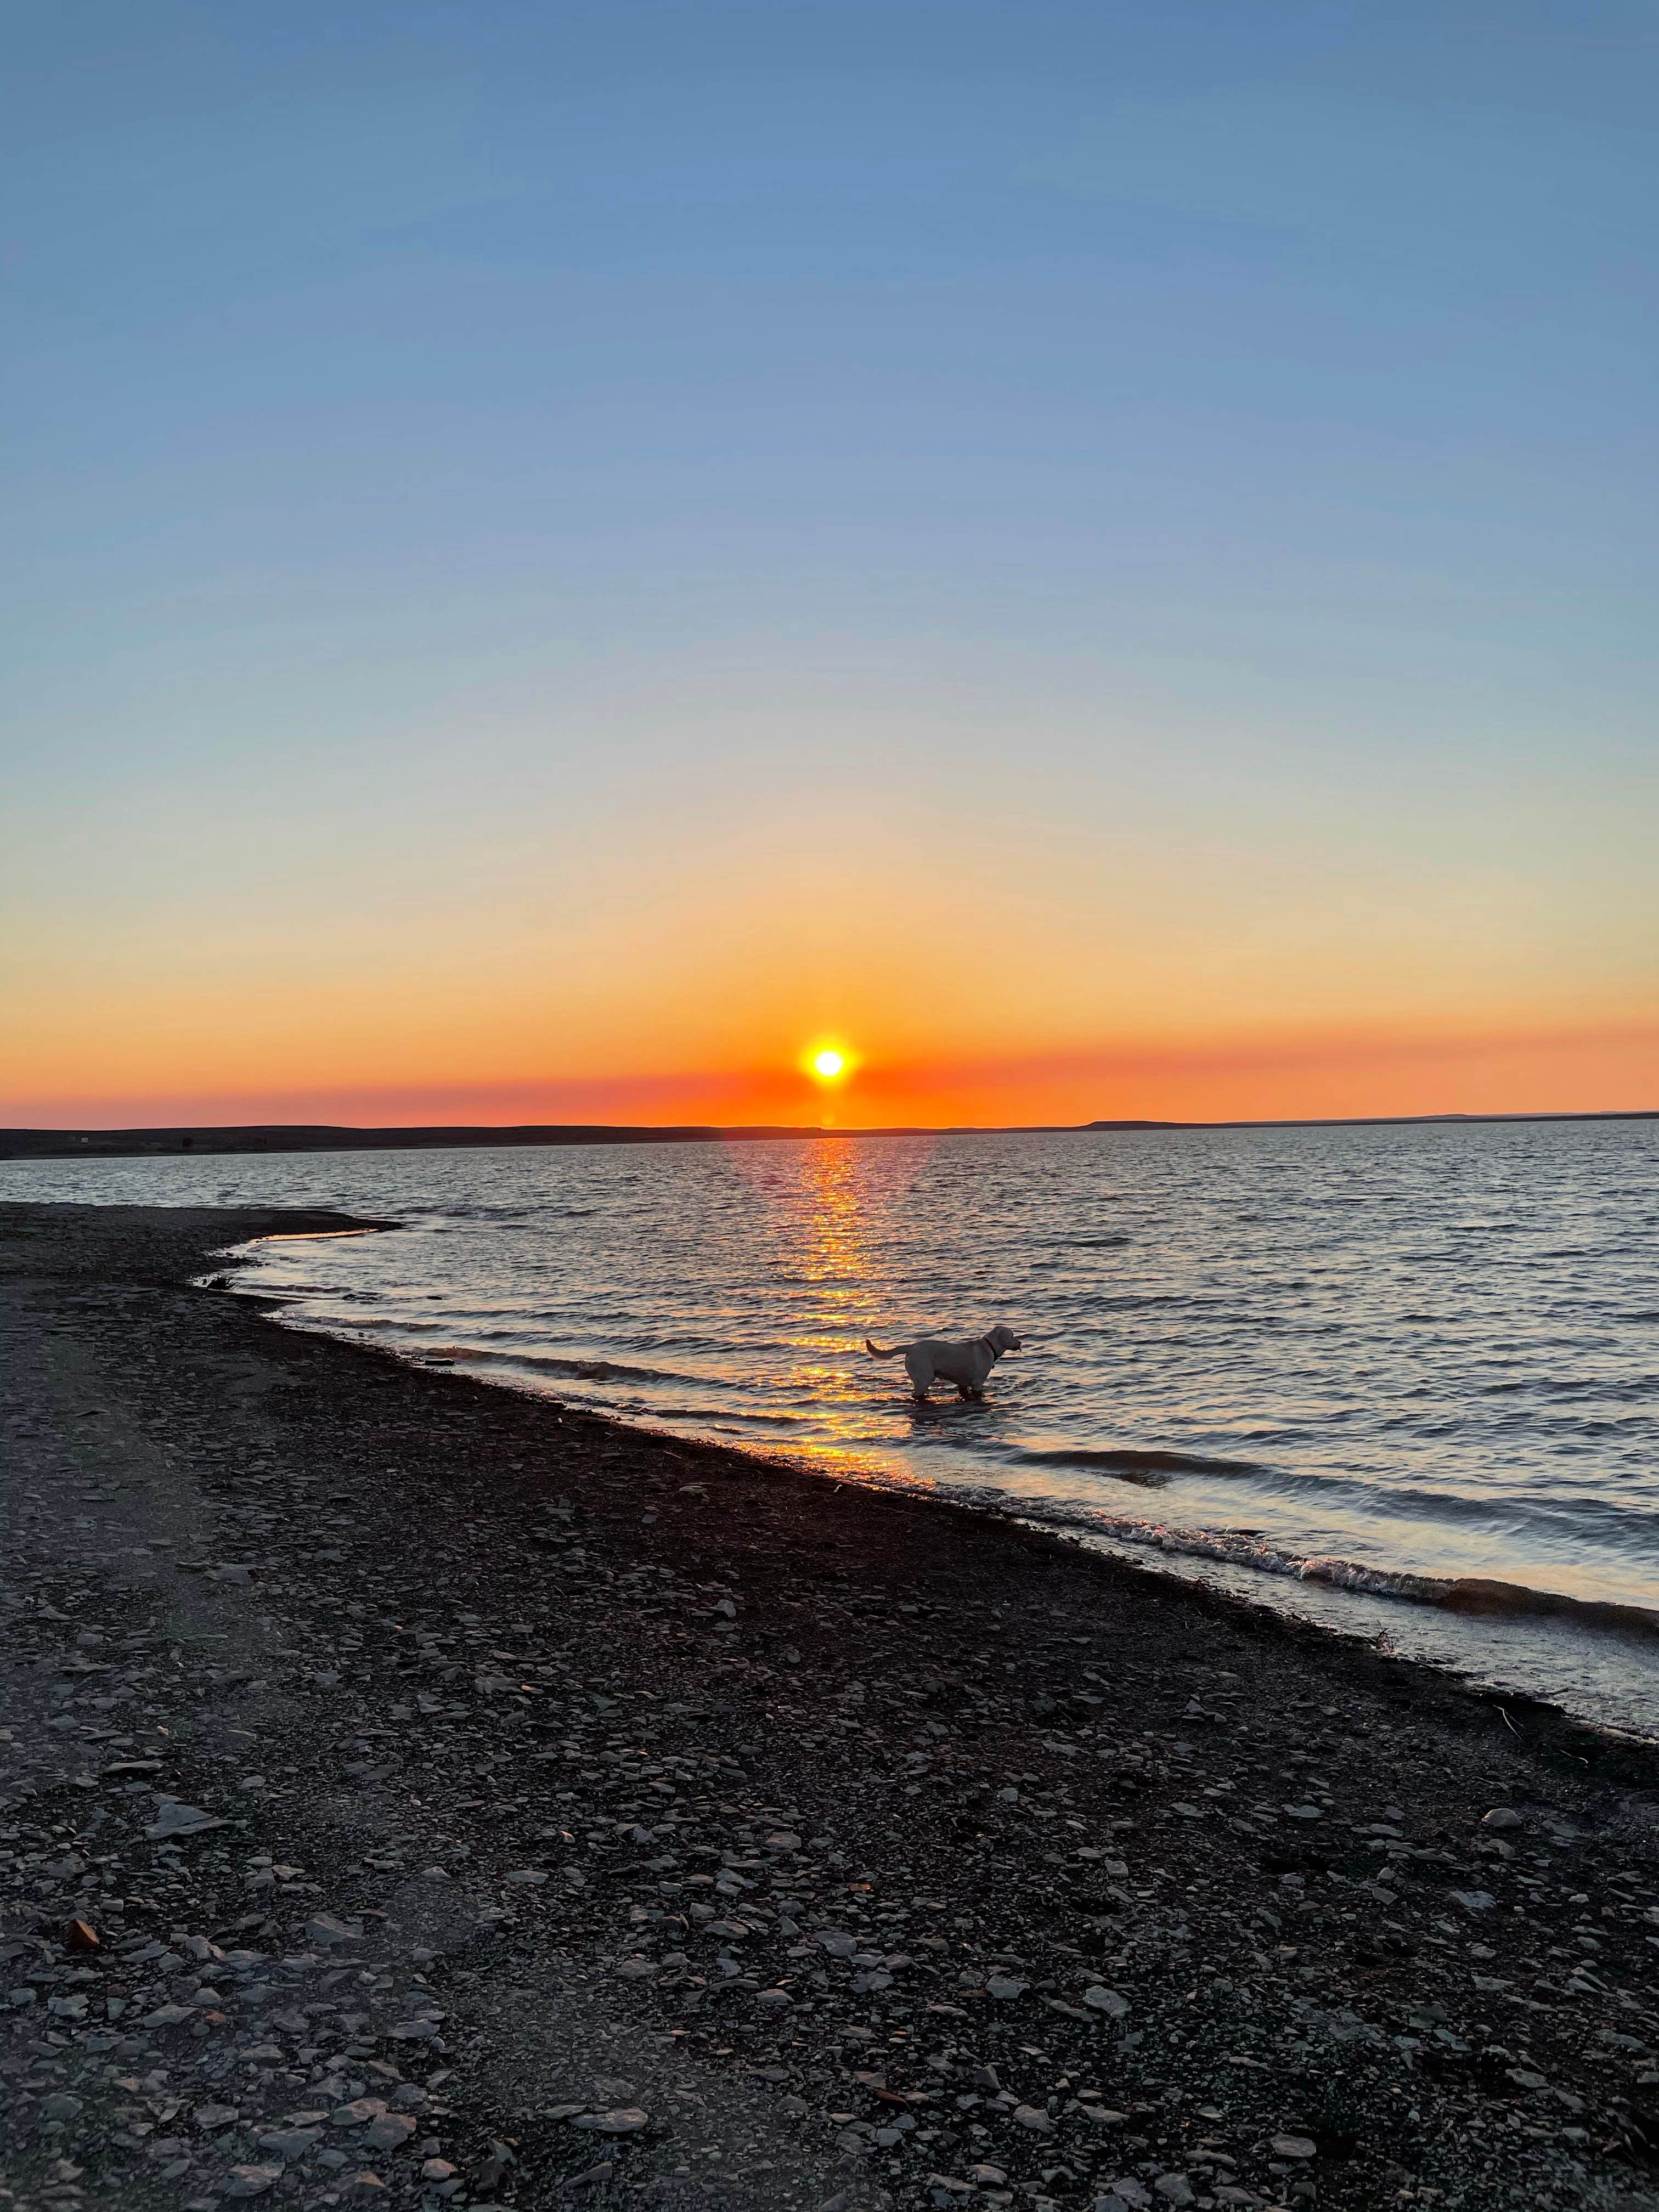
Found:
<box><xmin>4</xmin><ymin>5</ymin><xmax>1656</xmax><ymax>1133</ymax></box>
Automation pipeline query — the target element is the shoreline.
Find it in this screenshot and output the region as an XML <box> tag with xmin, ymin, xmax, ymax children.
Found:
<box><xmin>2</xmin><ymin>1107</ymin><xmax>1655</xmax><ymax>1161</ymax></box>
<box><xmin>3</xmin><ymin>1200</ymin><xmax>1657</xmax><ymax>2212</ymax></box>
<box><xmin>249</xmin><ymin>1248</ymin><xmax>1659</xmax><ymax>1741</ymax></box>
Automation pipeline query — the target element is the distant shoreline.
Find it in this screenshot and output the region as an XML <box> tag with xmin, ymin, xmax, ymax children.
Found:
<box><xmin>0</xmin><ymin>1105</ymin><xmax>1654</xmax><ymax>1160</ymax></box>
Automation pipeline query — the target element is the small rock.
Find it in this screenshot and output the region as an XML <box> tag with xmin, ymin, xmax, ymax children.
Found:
<box><xmin>1451</xmin><ymin>1890</ymin><xmax>1497</xmax><ymax>1915</ymax></box>
<box><xmin>65</xmin><ymin>1919</ymin><xmax>100</xmax><ymax>1951</ymax></box>
<box><xmin>421</xmin><ymin>2158</ymin><xmax>456</xmax><ymax>2181</ymax></box>
<box><xmin>1154</xmin><ymin>2178</ymin><xmax>1194</xmax><ymax>2207</ymax></box>
<box><xmin>986</xmin><ymin>1975</ymin><xmax>1028</xmax><ymax>2001</ymax></box>
<box><xmin>364</xmin><ymin>2113</ymin><xmax>416</xmax><ymax>2151</ymax></box>
<box><xmin>1012</xmin><ymin>2104</ymin><xmax>1054</xmax><ymax>2134</ymax></box>
<box><xmin>1269</xmin><ymin>2135</ymin><xmax>1316</xmax><ymax>2159</ymax></box>
<box><xmin>225</xmin><ymin>2167</ymin><xmax>283</xmax><ymax>2199</ymax></box>
<box><xmin>306</xmin><ymin>1914</ymin><xmax>361</xmax><ymax>1947</ymax></box>
<box><xmin>1084</xmin><ymin>1985</ymin><xmax>1130</xmax><ymax>2018</ymax></box>
<box><xmin>573</xmin><ymin>2108</ymin><xmax>650</xmax><ymax>2134</ymax></box>
<box><xmin>195</xmin><ymin>2103</ymin><xmax>240</xmax><ymax>2130</ymax></box>
<box><xmin>258</xmin><ymin>2128</ymin><xmax>321</xmax><ymax>2157</ymax></box>
<box><xmin>145</xmin><ymin>1801</ymin><xmax>224</xmax><ymax>1840</ymax></box>
<box><xmin>475</xmin><ymin>2143</ymin><xmax>515</xmax><ymax>2188</ymax></box>
<box><xmin>1481</xmin><ymin>1808</ymin><xmax>1525</xmax><ymax>1831</ymax></box>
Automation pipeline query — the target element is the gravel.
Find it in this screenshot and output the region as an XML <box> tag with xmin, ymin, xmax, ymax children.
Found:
<box><xmin>2</xmin><ymin>1199</ymin><xmax>1657</xmax><ymax>2212</ymax></box>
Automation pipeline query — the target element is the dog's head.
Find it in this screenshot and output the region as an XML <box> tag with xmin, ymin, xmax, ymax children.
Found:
<box><xmin>988</xmin><ymin>1324</ymin><xmax>1023</xmax><ymax>1353</ymax></box>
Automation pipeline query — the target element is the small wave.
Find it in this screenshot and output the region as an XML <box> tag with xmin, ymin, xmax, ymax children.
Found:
<box><xmin>1012</xmin><ymin>1502</ymin><xmax>1659</xmax><ymax>1641</ymax></box>
<box><xmin>650</xmin><ymin>1404</ymin><xmax>805</xmax><ymax>1427</ymax></box>
<box><xmin>1064</xmin><ymin>1234</ymin><xmax>1132</xmax><ymax>1248</ymax></box>
<box><xmin>1013</xmin><ymin>1446</ymin><xmax>1263</xmax><ymax>1482</ymax></box>
<box><xmin>403</xmin><ymin>1344</ymin><xmax>697</xmax><ymax>1387</ymax></box>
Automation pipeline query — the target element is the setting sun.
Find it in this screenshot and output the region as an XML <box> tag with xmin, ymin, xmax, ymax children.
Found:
<box><xmin>812</xmin><ymin>1048</ymin><xmax>847</xmax><ymax>1080</ymax></box>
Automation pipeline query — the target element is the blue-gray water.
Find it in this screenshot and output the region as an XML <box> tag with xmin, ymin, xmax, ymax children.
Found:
<box><xmin>8</xmin><ymin>1120</ymin><xmax>1657</xmax><ymax>1733</ymax></box>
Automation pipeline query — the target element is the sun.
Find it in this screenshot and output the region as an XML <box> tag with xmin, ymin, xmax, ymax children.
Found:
<box><xmin>802</xmin><ymin>1039</ymin><xmax>857</xmax><ymax>1085</ymax></box>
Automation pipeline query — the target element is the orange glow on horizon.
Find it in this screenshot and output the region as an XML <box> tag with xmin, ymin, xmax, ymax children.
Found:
<box><xmin>5</xmin><ymin>1019</ymin><xmax>1654</xmax><ymax>1134</ymax></box>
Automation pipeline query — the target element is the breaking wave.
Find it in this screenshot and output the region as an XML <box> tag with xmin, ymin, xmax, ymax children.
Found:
<box><xmin>1011</xmin><ymin>1499</ymin><xmax>1659</xmax><ymax>1641</ymax></box>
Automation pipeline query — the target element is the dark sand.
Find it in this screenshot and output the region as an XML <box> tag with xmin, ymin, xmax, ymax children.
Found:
<box><xmin>2</xmin><ymin>1202</ymin><xmax>1656</xmax><ymax>2212</ymax></box>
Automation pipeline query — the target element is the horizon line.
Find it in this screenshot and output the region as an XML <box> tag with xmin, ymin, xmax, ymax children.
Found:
<box><xmin>2</xmin><ymin>1104</ymin><xmax>1656</xmax><ymax>1162</ymax></box>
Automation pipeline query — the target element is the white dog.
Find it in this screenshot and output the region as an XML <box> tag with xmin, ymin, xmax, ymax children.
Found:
<box><xmin>865</xmin><ymin>1324</ymin><xmax>1023</xmax><ymax>1402</ymax></box>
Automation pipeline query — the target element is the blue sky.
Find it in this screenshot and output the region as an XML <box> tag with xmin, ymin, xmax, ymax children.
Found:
<box><xmin>4</xmin><ymin>1</ymin><xmax>1655</xmax><ymax>1124</ymax></box>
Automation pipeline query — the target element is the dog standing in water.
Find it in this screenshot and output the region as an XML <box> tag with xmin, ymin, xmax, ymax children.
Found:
<box><xmin>865</xmin><ymin>1324</ymin><xmax>1023</xmax><ymax>1402</ymax></box>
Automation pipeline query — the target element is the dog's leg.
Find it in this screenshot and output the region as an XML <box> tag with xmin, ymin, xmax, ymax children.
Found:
<box><xmin>906</xmin><ymin>1350</ymin><xmax>932</xmax><ymax>1401</ymax></box>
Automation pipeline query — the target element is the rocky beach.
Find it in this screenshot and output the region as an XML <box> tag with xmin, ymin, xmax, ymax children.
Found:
<box><xmin>2</xmin><ymin>1200</ymin><xmax>1657</xmax><ymax>2212</ymax></box>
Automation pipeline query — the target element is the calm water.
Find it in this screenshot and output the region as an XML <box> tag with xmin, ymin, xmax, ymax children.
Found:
<box><xmin>8</xmin><ymin>1121</ymin><xmax>1657</xmax><ymax>1732</ymax></box>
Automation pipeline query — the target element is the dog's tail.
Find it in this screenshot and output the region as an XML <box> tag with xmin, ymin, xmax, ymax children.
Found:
<box><xmin>865</xmin><ymin>1337</ymin><xmax>908</xmax><ymax>1360</ymax></box>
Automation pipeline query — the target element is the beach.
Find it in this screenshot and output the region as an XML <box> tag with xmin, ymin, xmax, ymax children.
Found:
<box><xmin>2</xmin><ymin>1202</ymin><xmax>1657</xmax><ymax>2212</ymax></box>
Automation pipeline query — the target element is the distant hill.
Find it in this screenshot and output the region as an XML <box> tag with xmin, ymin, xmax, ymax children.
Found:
<box><xmin>0</xmin><ymin>1108</ymin><xmax>1651</xmax><ymax>1161</ymax></box>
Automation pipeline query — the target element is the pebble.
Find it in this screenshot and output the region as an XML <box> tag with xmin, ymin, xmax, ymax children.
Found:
<box><xmin>574</xmin><ymin>2106</ymin><xmax>651</xmax><ymax>2134</ymax></box>
<box><xmin>224</xmin><ymin>2166</ymin><xmax>282</xmax><ymax>2198</ymax></box>
<box><xmin>1084</xmin><ymin>1984</ymin><xmax>1130</xmax><ymax>2018</ymax></box>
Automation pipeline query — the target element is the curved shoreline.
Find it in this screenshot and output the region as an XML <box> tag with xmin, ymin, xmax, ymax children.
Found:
<box><xmin>247</xmin><ymin>1218</ymin><xmax>1659</xmax><ymax>1722</ymax></box>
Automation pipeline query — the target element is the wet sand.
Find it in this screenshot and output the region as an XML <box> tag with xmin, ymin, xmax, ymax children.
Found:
<box><xmin>2</xmin><ymin>1201</ymin><xmax>1657</xmax><ymax>2212</ymax></box>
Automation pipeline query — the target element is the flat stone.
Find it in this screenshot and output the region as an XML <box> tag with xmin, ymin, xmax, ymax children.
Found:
<box><xmin>306</xmin><ymin>1915</ymin><xmax>361</xmax><ymax>1947</ymax></box>
<box><xmin>258</xmin><ymin>2128</ymin><xmax>321</xmax><ymax>2157</ymax></box>
<box><xmin>145</xmin><ymin>1801</ymin><xmax>224</xmax><ymax>1840</ymax></box>
<box><xmin>1084</xmin><ymin>1985</ymin><xmax>1130</xmax><ymax>2018</ymax></box>
<box><xmin>1269</xmin><ymin>2135</ymin><xmax>1316</xmax><ymax>2159</ymax></box>
<box><xmin>363</xmin><ymin>2113</ymin><xmax>416</xmax><ymax>2150</ymax></box>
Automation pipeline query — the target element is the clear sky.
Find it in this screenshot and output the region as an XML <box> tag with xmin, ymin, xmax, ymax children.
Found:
<box><xmin>4</xmin><ymin>1</ymin><xmax>1655</xmax><ymax>1128</ymax></box>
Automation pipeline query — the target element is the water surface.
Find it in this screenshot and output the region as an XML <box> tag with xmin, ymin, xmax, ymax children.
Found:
<box><xmin>9</xmin><ymin>1121</ymin><xmax>1656</xmax><ymax>1732</ymax></box>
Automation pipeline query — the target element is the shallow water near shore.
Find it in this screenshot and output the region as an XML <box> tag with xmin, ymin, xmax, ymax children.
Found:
<box><xmin>8</xmin><ymin>1119</ymin><xmax>1658</xmax><ymax>1732</ymax></box>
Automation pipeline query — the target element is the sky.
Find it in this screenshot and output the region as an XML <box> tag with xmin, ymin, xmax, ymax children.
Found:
<box><xmin>3</xmin><ymin>0</ymin><xmax>1655</xmax><ymax>1130</ymax></box>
